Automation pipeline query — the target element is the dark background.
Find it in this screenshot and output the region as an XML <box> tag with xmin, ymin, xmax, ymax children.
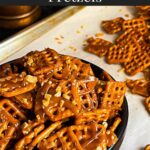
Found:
<box><xmin>0</xmin><ymin>6</ymin><xmax>64</xmax><ymax>42</ymax></box>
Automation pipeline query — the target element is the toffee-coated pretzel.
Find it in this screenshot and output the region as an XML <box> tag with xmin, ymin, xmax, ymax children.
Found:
<box><xmin>23</xmin><ymin>48</ymin><xmax>60</xmax><ymax>76</ymax></box>
<box><xmin>75</xmin><ymin>109</ymin><xmax>110</xmax><ymax>125</ymax></box>
<box><xmin>126</xmin><ymin>79</ymin><xmax>150</xmax><ymax>97</ymax></box>
<box><xmin>109</xmin><ymin>117</ymin><xmax>121</xmax><ymax>132</ymax></box>
<box><xmin>29</xmin><ymin>121</ymin><xmax>62</xmax><ymax>149</ymax></box>
<box><xmin>100</xmin><ymin>81</ymin><xmax>126</xmax><ymax>111</ymax></box>
<box><xmin>39</xmin><ymin>124</ymin><xmax>107</xmax><ymax>150</ymax></box>
<box><xmin>105</xmin><ymin>117</ymin><xmax>121</xmax><ymax>147</ymax></box>
<box><xmin>136</xmin><ymin>6</ymin><xmax>150</xmax><ymax>21</ymax></box>
<box><xmin>115</xmin><ymin>28</ymin><xmax>144</xmax><ymax>45</ymax></box>
<box><xmin>101</xmin><ymin>17</ymin><xmax>124</xmax><ymax>34</ymax></box>
<box><xmin>106</xmin><ymin>44</ymin><xmax>133</xmax><ymax>64</ymax></box>
<box><xmin>12</xmin><ymin>92</ymin><xmax>33</xmax><ymax>109</ymax></box>
<box><xmin>0</xmin><ymin>122</ymin><xmax>16</xmax><ymax>150</ymax></box>
<box><xmin>123</xmin><ymin>50</ymin><xmax>150</xmax><ymax>76</ymax></box>
<box><xmin>0</xmin><ymin>72</ymin><xmax>37</xmax><ymax>97</ymax></box>
<box><xmin>84</xmin><ymin>37</ymin><xmax>112</xmax><ymax>57</ymax></box>
<box><xmin>0</xmin><ymin>63</ymin><xmax>13</xmax><ymax>78</ymax></box>
<box><xmin>41</xmin><ymin>79</ymin><xmax>80</xmax><ymax>122</ymax></box>
<box><xmin>122</xmin><ymin>18</ymin><xmax>148</xmax><ymax>35</ymax></box>
<box><xmin>21</xmin><ymin>120</ymin><xmax>43</xmax><ymax>135</ymax></box>
<box><xmin>106</xmin><ymin>130</ymin><xmax>118</xmax><ymax>147</ymax></box>
<box><xmin>38</xmin><ymin>77</ymin><xmax>98</xmax><ymax>122</ymax></box>
<box><xmin>53</xmin><ymin>55</ymin><xmax>94</xmax><ymax>80</ymax></box>
<box><xmin>15</xmin><ymin>124</ymin><xmax>45</xmax><ymax>150</ymax></box>
<box><xmin>141</xmin><ymin>42</ymin><xmax>150</xmax><ymax>57</ymax></box>
<box><xmin>0</xmin><ymin>99</ymin><xmax>26</xmax><ymax>126</ymax></box>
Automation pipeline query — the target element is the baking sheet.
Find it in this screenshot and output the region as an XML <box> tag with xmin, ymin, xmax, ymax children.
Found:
<box><xmin>0</xmin><ymin>6</ymin><xmax>150</xmax><ymax>150</ymax></box>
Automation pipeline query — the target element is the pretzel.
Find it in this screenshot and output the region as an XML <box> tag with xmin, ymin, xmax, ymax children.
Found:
<box><xmin>84</xmin><ymin>37</ymin><xmax>112</xmax><ymax>57</ymax></box>
<box><xmin>101</xmin><ymin>17</ymin><xmax>124</xmax><ymax>34</ymax></box>
<box><xmin>39</xmin><ymin>124</ymin><xmax>107</xmax><ymax>150</ymax></box>
<box><xmin>21</xmin><ymin>120</ymin><xmax>43</xmax><ymax>135</ymax></box>
<box><xmin>145</xmin><ymin>97</ymin><xmax>150</xmax><ymax>113</ymax></box>
<box><xmin>109</xmin><ymin>117</ymin><xmax>121</xmax><ymax>132</ymax></box>
<box><xmin>53</xmin><ymin>55</ymin><xmax>94</xmax><ymax>80</ymax></box>
<box><xmin>136</xmin><ymin>6</ymin><xmax>150</xmax><ymax>21</ymax></box>
<box><xmin>141</xmin><ymin>42</ymin><xmax>150</xmax><ymax>57</ymax></box>
<box><xmin>0</xmin><ymin>72</ymin><xmax>37</xmax><ymax>97</ymax></box>
<box><xmin>122</xmin><ymin>18</ymin><xmax>148</xmax><ymax>35</ymax></box>
<box><xmin>106</xmin><ymin>130</ymin><xmax>118</xmax><ymax>147</ymax></box>
<box><xmin>106</xmin><ymin>44</ymin><xmax>133</xmax><ymax>64</ymax></box>
<box><xmin>123</xmin><ymin>49</ymin><xmax>150</xmax><ymax>75</ymax></box>
<box><xmin>17</xmin><ymin>121</ymin><xmax>61</xmax><ymax>150</ymax></box>
<box><xmin>34</xmin><ymin>82</ymin><xmax>49</xmax><ymax>122</ymax></box>
<box><xmin>0</xmin><ymin>122</ymin><xmax>16</xmax><ymax>150</ymax></box>
<box><xmin>136</xmin><ymin>6</ymin><xmax>150</xmax><ymax>11</ymax></box>
<box><xmin>100</xmin><ymin>81</ymin><xmax>126</xmax><ymax>111</ymax></box>
<box><xmin>0</xmin><ymin>63</ymin><xmax>13</xmax><ymax>78</ymax></box>
<box><xmin>126</xmin><ymin>79</ymin><xmax>150</xmax><ymax>97</ymax></box>
<box><xmin>116</xmin><ymin>28</ymin><xmax>144</xmax><ymax>45</ymax></box>
<box><xmin>41</xmin><ymin>79</ymin><xmax>77</xmax><ymax>122</ymax></box>
<box><xmin>29</xmin><ymin>121</ymin><xmax>62</xmax><ymax>149</ymax></box>
<box><xmin>0</xmin><ymin>99</ymin><xmax>26</xmax><ymax>126</ymax></box>
<box><xmin>12</xmin><ymin>92</ymin><xmax>33</xmax><ymax>109</ymax></box>
<box><xmin>38</xmin><ymin>77</ymin><xmax>98</xmax><ymax>122</ymax></box>
<box><xmin>23</xmin><ymin>48</ymin><xmax>60</xmax><ymax>75</ymax></box>
<box><xmin>15</xmin><ymin>124</ymin><xmax>45</xmax><ymax>150</ymax></box>
<box><xmin>75</xmin><ymin>109</ymin><xmax>110</xmax><ymax>125</ymax></box>
<box><xmin>145</xmin><ymin>144</ymin><xmax>150</xmax><ymax>150</ymax></box>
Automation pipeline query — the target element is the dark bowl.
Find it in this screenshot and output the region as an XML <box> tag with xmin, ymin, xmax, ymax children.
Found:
<box><xmin>1</xmin><ymin>57</ymin><xmax>128</xmax><ymax>150</ymax></box>
<box><xmin>82</xmin><ymin>59</ymin><xmax>128</xmax><ymax>150</ymax></box>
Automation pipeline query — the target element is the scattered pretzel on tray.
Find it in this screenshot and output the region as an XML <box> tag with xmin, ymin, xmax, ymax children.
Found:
<box><xmin>0</xmin><ymin>48</ymin><xmax>126</xmax><ymax>149</ymax></box>
<box><xmin>84</xmin><ymin>7</ymin><xmax>150</xmax><ymax>119</ymax></box>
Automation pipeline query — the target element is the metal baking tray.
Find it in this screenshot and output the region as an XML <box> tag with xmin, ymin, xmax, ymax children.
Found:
<box><xmin>0</xmin><ymin>6</ymin><xmax>149</xmax><ymax>150</ymax></box>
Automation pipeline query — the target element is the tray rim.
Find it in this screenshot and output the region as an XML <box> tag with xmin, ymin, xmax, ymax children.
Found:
<box><xmin>0</xmin><ymin>6</ymin><xmax>84</xmax><ymax>63</ymax></box>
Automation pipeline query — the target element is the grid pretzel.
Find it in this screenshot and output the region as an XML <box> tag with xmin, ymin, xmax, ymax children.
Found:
<box><xmin>123</xmin><ymin>49</ymin><xmax>150</xmax><ymax>75</ymax></box>
<box><xmin>41</xmin><ymin>79</ymin><xmax>81</xmax><ymax>122</ymax></box>
<box><xmin>12</xmin><ymin>91</ymin><xmax>33</xmax><ymax>109</ymax></box>
<box><xmin>0</xmin><ymin>122</ymin><xmax>16</xmax><ymax>150</ymax></box>
<box><xmin>100</xmin><ymin>81</ymin><xmax>126</xmax><ymax>111</ymax></box>
<box><xmin>106</xmin><ymin>44</ymin><xmax>133</xmax><ymax>64</ymax></box>
<box><xmin>24</xmin><ymin>48</ymin><xmax>60</xmax><ymax>75</ymax></box>
<box><xmin>115</xmin><ymin>28</ymin><xmax>144</xmax><ymax>45</ymax></box>
<box><xmin>53</xmin><ymin>55</ymin><xmax>94</xmax><ymax>80</ymax></box>
<box><xmin>101</xmin><ymin>17</ymin><xmax>124</xmax><ymax>34</ymax></box>
<box><xmin>39</xmin><ymin>124</ymin><xmax>107</xmax><ymax>150</ymax></box>
<box><xmin>85</xmin><ymin>37</ymin><xmax>112</xmax><ymax>57</ymax></box>
<box><xmin>0</xmin><ymin>99</ymin><xmax>26</xmax><ymax>126</ymax></box>
<box><xmin>75</xmin><ymin>109</ymin><xmax>110</xmax><ymax>125</ymax></box>
<box><xmin>122</xmin><ymin>18</ymin><xmax>148</xmax><ymax>35</ymax></box>
<box><xmin>0</xmin><ymin>72</ymin><xmax>37</xmax><ymax>97</ymax></box>
<box><xmin>126</xmin><ymin>79</ymin><xmax>150</xmax><ymax>97</ymax></box>
<box><xmin>15</xmin><ymin>124</ymin><xmax>45</xmax><ymax>150</ymax></box>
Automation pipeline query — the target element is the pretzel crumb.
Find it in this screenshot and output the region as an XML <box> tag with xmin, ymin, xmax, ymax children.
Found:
<box><xmin>95</xmin><ymin>32</ymin><xmax>104</xmax><ymax>37</ymax></box>
<box><xmin>118</xmin><ymin>68</ymin><xmax>125</xmax><ymax>73</ymax></box>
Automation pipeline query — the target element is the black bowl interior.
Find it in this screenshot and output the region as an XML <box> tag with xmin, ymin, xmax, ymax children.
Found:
<box><xmin>82</xmin><ymin>59</ymin><xmax>128</xmax><ymax>150</ymax></box>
